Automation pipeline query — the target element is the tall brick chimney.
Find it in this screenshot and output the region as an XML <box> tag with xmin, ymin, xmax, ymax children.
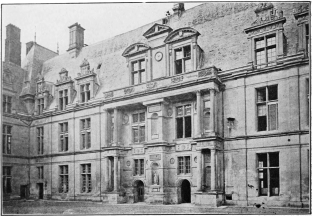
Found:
<box><xmin>67</xmin><ymin>22</ymin><xmax>85</xmax><ymax>57</ymax></box>
<box><xmin>5</xmin><ymin>24</ymin><xmax>21</xmax><ymax>66</ymax></box>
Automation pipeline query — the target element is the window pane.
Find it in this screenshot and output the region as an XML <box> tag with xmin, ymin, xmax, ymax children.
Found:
<box><xmin>184</xmin><ymin>46</ymin><xmax>191</xmax><ymax>58</ymax></box>
<box><xmin>176</xmin><ymin>118</ymin><xmax>183</xmax><ymax>138</ymax></box>
<box><xmin>270</xmin><ymin>168</ymin><xmax>279</xmax><ymax>196</ymax></box>
<box><xmin>185</xmin><ymin>116</ymin><xmax>192</xmax><ymax>138</ymax></box>
<box><xmin>184</xmin><ymin>105</ymin><xmax>191</xmax><ymax>115</ymax></box>
<box><xmin>269</xmin><ymin>152</ymin><xmax>279</xmax><ymax>167</ymax></box>
<box><xmin>177</xmin><ymin>106</ymin><xmax>183</xmax><ymax>116</ymax></box>
<box><xmin>132</xmin><ymin>62</ymin><xmax>138</xmax><ymax>71</ymax></box>
<box><xmin>258</xmin><ymin>153</ymin><xmax>267</xmax><ymax>167</ymax></box>
<box><xmin>255</xmin><ymin>37</ymin><xmax>265</xmax><ymax>49</ymax></box>
<box><xmin>175</xmin><ymin>48</ymin><xmax>183</xmax><ymax>60</ymax></box>
<box><xmin>140</xmin><ymin>159</ymin><xmax>144</xmax><ymax>175</ymax></box>
<box><xmin>267</xmin><ymin>47</ymin><xmax>276</xmax><ymax>65</ymax></box>
<box><xmin>175</xmin><ymin>59</ymin><xmax>183</xmax><ymax>74</ymax></box>
<box><xmin>133</xmin><ymin>114</ymin><xmax>139</xmax><ymax>123</ymax></box>
<box><xmin>139</xmin><ymin>113</ymin><xmax>145</xmax><ymax>122</ymax></box>
<box><xmin>133</xmin><ymin>128</ymin><xmax>139</xmax><ymax>142</ymax></box>
<box><xmin>204</xmin><ymin>111</ymin><xmax>210</xmax><ymax>131</ymax></box>
<box><xmin>267</xmin><ymin>35</ymin><xmax>276</xmax><ymax>46</ymax></box>
<box><xmin>257</xmin><ymin>104</ymin><xmax>267</xmax><ymax>116</ymax></box>
<box><xmin>258</xmin><ymin>116</ymin><xmax>267</xmax><ymax>131</ymax></box>
<box><xmin>185</xmin><ymin>156</ymin><xmax>190</xmax><ymax>173</ymax></box>
<box><xmin>139</xmin><ymin>60</ymin><xmax>145</xmax><ymax>70</ymax></box>
<box><xmin>268</xmin><ymin>104</ymin><xmax>278</xmax><ymax>131</ymax></box>
<box><xmin>268</xmin><ymin>85</ymin><xmax>278</xmax><ymax>101</ymax></box>
<box><xmin>178</xmin><ymin>157</ymin><xmax>184</xmax><ymax>174</ymax></box>
<box><xmin>139</xmin><ymin>126</ymin><xmax>145</xmax><ymax>142</ymax></box>
<box><xmin>140</xmin><ymin>71</ymin><xmax>146</xmax><ymax>83</ymax></box>
<box><xmin>259</xmin><ymin>169</ymin><xmax>268</xmax><ymax>195</ymax></box>
<box><xmin>133</xmin><ymin>72</ymin><xmax>138</xmax><ymax>85</ymax></box>
<box><xmin>184</xmin><ymin>58</ymin><xmax>192</xmax><ymax>72</ymax></box>
<box><xmin>256</xmin><ymin>50</ymin><xmax>265</xmax><ymax>66</ymax></box>
<box><xmin>135</xmin><ymin>160</ymin><xmax>139</xmax><ymax>175</ymax></box>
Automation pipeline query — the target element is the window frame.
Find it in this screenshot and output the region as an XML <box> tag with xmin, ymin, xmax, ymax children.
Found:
<box><xmin>80</xmin><ymin>83</ymin><xmax>91</xmax><ymax>103</ymax></box>
<box><xmin>37</xmin><ymin>166</ymin><xmax>44</xmax><ymax>179</ymax></box>
<box><xmin>174</xmin><ymin>45</ymin><xmax>192</xmax><ymax>75</ymax></box>
<box><xmin>37</xmin><ymin>127</ymin><xmax>44</xmax><ymax>155</ymax></box>
<box><xmin>133</xmin><ymin>158</ymin><xmax>145</xmax><ymax>176</ymax></box>
<box><xmin>254</xmin><ymin>34</ymin><xmax>277</xmax><ymax>68</ymax></box>
<box><xmin>2</xmin><ymin>125</ymin><xmax>12</xmax><ymax>154</ymax></box>
<box><xmin>80</xmin><ymin>118</ymin><xmax>91</xmax><ymax>150</ymax></box>
<box><xmin>131</xmin><ymin>59</ymin><xmax>146</xmax><ymax>85</ymax></box>
<box><xmin>37</xmin><ymin>98</ymin><xmax>44</xmax><ymax>115</ymax></box>
<box><xmin>177</xmin><ymin>155</ymin><xmax>191</xmax><ymax>175</ymax></box>
<box><xmin>3</xmin><ymin>95</ymin><xmax>12</xmax><ymax>113</ymax></box>
<box><xmin>81</xmin><ymin>164</ymin><xmax>92</xmax><ymax>193</ymax></box>
<box><xmin>3</xmin><ymin>166</ymin><xmax>12</xmax><ymax>194</ymax></box>
<box><xmin>175</xmin><ymin>104</ymin><xmax>193</xmax><ymax>139</ymax></box>
<box><xmin>59</xmin><ymin>165</ymin><xmax>69</xmax><ymax>193</ymax></box>
<box><xmin>256</xmin><ymin>152</ymin><xmax>280</xmax><ymax>197</ymax></box>
<box><xmin>132</xmin><ymin>112</ymin><xmax>146</xmax><ymax>144</ymax></box>
<box><xmin>256</xmin><ymin>85</ymin><xmax>278</xmax><ymax>132</ymax></box>
<box><xmin>59</xmin><ymin>89</ymin><xmax>69</xmax><ymax>110</ymax></box>
<box><xmin>59</xmin><ymin>122</ymin><xmax>69</xmax><ymax>152</ymax></box>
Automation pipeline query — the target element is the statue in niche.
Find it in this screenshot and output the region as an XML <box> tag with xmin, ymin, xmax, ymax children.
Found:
<box><xmin>153</xmin><ymin>171</ymin><xmax>159</xmax><ymax>185</ymax></box>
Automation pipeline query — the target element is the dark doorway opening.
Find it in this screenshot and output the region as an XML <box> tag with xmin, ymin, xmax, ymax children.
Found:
<box><xmin>37</xmin><ymin>183</ymin><xmax>44</xmax><ymax>199</ymax></box>
<box><xmin>181</xmin><ymin>180</ymin><xmax>191</xmax><ymax>203</ymax></box>
<box><xmin>134</xmin><ymin>180</ymin><xmax>144</xmax><ymax>203</ymax></box>
<box><xmin>20</xmin><ymin>185</ymin><xmax>28</xmax><ymax>199</ymax></box>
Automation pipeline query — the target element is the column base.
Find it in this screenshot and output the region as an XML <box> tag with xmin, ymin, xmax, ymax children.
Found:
<box><xmin>194</xmin><ymin>191</ymin><xmax>223</xmax><ymax>207</ymax></box>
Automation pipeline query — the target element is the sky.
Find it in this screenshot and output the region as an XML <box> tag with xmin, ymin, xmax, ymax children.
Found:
<box><xmin>2</xmin><ymin>2</ymin><xmax>203</xmax><ymax>60</ymax></box>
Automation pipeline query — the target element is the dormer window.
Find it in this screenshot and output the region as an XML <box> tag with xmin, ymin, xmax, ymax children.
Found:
<box><xmin>59</xmin><ymin>89</ymin><xmax>68</xmax><ymax>110</ymax></box>
<box><xmin>37</xmin><ymin>98</ymin><xmax>44</xmax><ymax>115</ymax></box>
<box><xmin>131</xmin><ymin>59</ymin><xmax>146</xmax><ymax>85</ymax></box>
<box><xmin>175</xmin><ymin>45</ymin><xmax>191</xmax><ymax>74</ymax></box>
<box><xmin>255</xmin><ymin>34</ymin><xmax>276</xmax><ymax>68</ymax></box>
<box><xmin>80</xmin><ymin>83</ymin><xmax>91</xmax><ymax>102</ymax></box>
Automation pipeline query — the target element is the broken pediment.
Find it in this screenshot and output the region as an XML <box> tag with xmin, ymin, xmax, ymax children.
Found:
<box><xmin>122</xmin><ymin>43</ymin><xmax>150</xmax><ymax>57</ymax></box>
<box><xmin>164</xmin><ymin>27</ymin><xmax>200</xmax><ymax>44</ymax></box>
<box><xmin>143</xmin><ymin>23</ymin><xmax>172</xmax><ymax>39</ymax></box>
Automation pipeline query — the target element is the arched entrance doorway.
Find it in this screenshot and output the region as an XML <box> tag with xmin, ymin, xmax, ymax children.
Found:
<box><xmin>134</xmin><ymin>180</ymin><xmax>144</xmax><ymax>203</ymax></box>
<box><xmin>181</xmin><ymin>179</ymin><xmax>191</xmax><ymax>203</ymax></box>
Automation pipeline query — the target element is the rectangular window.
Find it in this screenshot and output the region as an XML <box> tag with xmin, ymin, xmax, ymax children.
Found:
<box><xmin>306</xmin><ymin>24</ymin><xmax>309</xmax><ymax>56</ymax></box>
<box><xmin>255</xmin><ymin>34</ymin><xmax>276</xmax><ymax>68</ymax></box>
<box><xmin>3</xmin><ymin>95</ymin><xmax>12</xmax><ymax>113</ymax></box>
<box><xmin>80</xmin><ymin>84</ymin><xmax>91</xmax><ymax>103</ymax></box>
<box><xmin>37</xmin><ymin>127</ymin><xmax>44</xmax><ymax>155</ymax></box>
<box><xmin>176</xmin><ymin>105</ymin><xmax>192</xmax><ymax>138</ymax></box>
<box><xmin>131</xmin><ymin>59</ymin><xmax>146</xmax><ymax>85</ymax></box>
<box><xmin>132</xmin><ymin>112</ymin><xmax>145</xmax><ymax>143</ymax></box>
<box><xmin>178</xmin><ymin>156</ymin><xmax>191</xmax><ymax>174</ymax></box>
<box><xmin>110</xmin><ymin>113</ymin><xmax>114</xmax><ymax>144</ymax></box>
<box><xmin>2</xmin><ymin>125</ymin><xmax>12</xmax><ymax>154</ymax></box>
<box><xmin>257</xmin><ymin>152</ymin><xmax>279</xmax><ymax>196</ymax></box>
<box><xmin>257</xmin><ymin>85</ymin><xmax>278</xmax><ymax>131</ymax></box>
<box><xmin>59</xmin><ymin>165</ymin><xmax>69</xmax><ymax>193</ymax></box>
<box><xmin>81</xmin><ymin>164</ymin><xmax>91</xmax><ymax>193</ymax></box>
<box><xmin>134</xmin><ymin>159</ymin><xmax>144</xmax><ymax>176</ymax></box>
<box><xmin>37</xmin><ymin>166</ymin><xmax>44</xmax><ymax>179</ymax></box>
<box><xmin>59</xmin><ymin>89</ymin><xmax>69</xmax><ymax>110</ymax></box>
<box><xmin>175</xmin><ymin>45</ymin><xmax>191</xmax><ymax>74</ymax></box>
<box><xmin>3</xmin><ymin>166</ymin><xmax>12</xmax><ymax>193</ymax></box>
<box><xmin>307</xmin><ymin>79</ymin><xmax>310</xmax><ymax>125</ymax></box>
<box><xmin>37</xmin><ymin>98</ymin><xmax>44</xmax><ymax>115</ymax></box>
<box><xmin>80</xmin><ymin>118</ymin><xmax>91</xmax><ymax>149</ymax></box>
<box><xmin>59</xmin><ymin>122</ymin><xmax>69</xmax><ymax>152</ymax></box>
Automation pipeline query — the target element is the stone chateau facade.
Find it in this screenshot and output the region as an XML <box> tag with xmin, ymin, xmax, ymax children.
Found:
<box><xmin>2</xmin><ymin>2</ymin><xmax>310</xmax><ymax>207</ymax></box>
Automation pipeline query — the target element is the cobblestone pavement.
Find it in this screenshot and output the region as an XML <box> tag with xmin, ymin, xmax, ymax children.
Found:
<box><xmin>2</xmin><ymin>200</ymin><xmax>310</xmax><ymax>215</ymax></box>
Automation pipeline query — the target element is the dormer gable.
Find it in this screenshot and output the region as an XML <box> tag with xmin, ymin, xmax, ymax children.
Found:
<box><xmin>122</xmin><ymin>43</ymin><xmax>150</xmax><ymax>58</ymax></box>
<box><xmin>143</xmin><ymin>23</ymin><xmax>172</xmax><ymax>39</ymax></box>
<box><xmin>164</xmin><ymin>27</ymin><xmax>200</xmax><ymax>44</ymax></box>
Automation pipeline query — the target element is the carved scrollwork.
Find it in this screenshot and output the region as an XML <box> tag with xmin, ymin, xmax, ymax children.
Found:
<box><xmin>104</xmin><ymin>91</ymin><xmax>114</xmax><ymax>99</ymax></box>
<box><xmin>146</xmin><ymin>82</ymin><xmax>157</xmax><ymax>89</ymax></box>
<box><xmin>124</xmin><ymin>87</ymin><xmax>134</xmax><ymax>95</ymax></box>
<box><xmin>171</xmin><ymin>76</ymin><xmax>183</xmax><ymax>83</ymax></box>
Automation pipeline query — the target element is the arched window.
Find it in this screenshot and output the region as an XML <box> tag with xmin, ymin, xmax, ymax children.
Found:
<box><xmin>151</xmin><ymin>113</ymin><xmax>159</xmax><ymax>139</ymax></box>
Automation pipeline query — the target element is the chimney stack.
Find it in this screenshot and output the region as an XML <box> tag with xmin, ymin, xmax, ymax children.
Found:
<box><xmin>67</xmin><ymin>22</ymin><xmax>85</xmax><ymax>57</ymax></box>
<box><xmin>5</xmin><ymin>24</ymin><xmax>21</xmax><ymax>66</ymax></box>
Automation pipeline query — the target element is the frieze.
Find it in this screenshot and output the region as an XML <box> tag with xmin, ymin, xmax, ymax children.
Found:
<box><xmin>124</xmin><ymin>87</ymin><xmax>134</xmax><ymax>95</ymax></box>
<box><xmin>198</xmin><ymin>68</ymin><xmax>215</xmax><ymax>78</ymax></box>
<box><xmin>132</xmin><ymin>147</ymin><xmax>145</xmax><ymax>155</ymax></box>
<box><xmin>147</xmin><ymin>146</ymin><xmax>163</xmax><ymax>153</ymax></box>
<box><xmin>146</xmin><ymin>82</ymin><xmax>157</xmax><ymax>89</ymax></box>
<box><xmin>171</xmin><ymin>76</ymin><xmax>183</xmax><ymax>83</ymax></box>
<box><xmin>176</xmin><ymin>143</ymin><xmax>192</xmax><ymax>151</ymax></box>
<box><xmin>104</xmin><ymin>91</ymin><xmax>114</xmax><ymax>99</ymax></box>
<box><xmin>150</xmin><ymin>154</ymin><xmax>161</xmax><ymax>161</ymax></box>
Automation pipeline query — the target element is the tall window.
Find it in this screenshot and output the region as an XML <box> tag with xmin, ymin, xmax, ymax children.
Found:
<box><xmin>307</xmin><ymin>79</ymin><xmax>310</xmax><ymax>125</ymax></box>
<box><xmin>59</xmin><ymin>122</ymin><xmax>69</xmax><ymax>152</ymax></box>
<box><xmin>175</xmin><ymin>45</ymin><xmax>191</xmax><ymax>74</ymax></box>
<box><xmin>37</xmin><ymin>127</ymin><xmax>44</xmax><ymax>155</ymax></box>
<box><xmin>132</xmin><ymin>112</ymin><xmax>145</xmax><ymax>143</ymax></box>
<box><xmin>37</xmin><ymin>166</ymin><xmax>44</xmax><ymax>179</ymax></box>
<box><xmin>80</xmin><ymin>84</ymin><xmax>90</xmax><ymax>103</ymax></box>
<box><xmin>80</xmin><ymin>118</ymin><xmax>91</xmax><ymax>149</ymax></box>
<box><xmin>3</xmin><ymin>125</ymin><xmax>12</xmax><ymax>154</ymax></box>
<box><xmin>131</xmin><ymin>59</ymin><xmax>146</xmax><ymax>85</ymax></box>
<box><xmin>59</xmin><ymin>90</ymin><xmax>68</xmax><ymax>110</ymax></box>
<box><xmin>257</xmin><ymin>85</ymin><xmax>278</xmax><ymax>131</ymax></box>
<box><xmin>3</xmin><ymin>166</ymin><xmax>12</xmax><ymax>193</ymax></box>
<box><xmin>37</xmin><ymin>98</ymin><xmax>44</xmax><ymax>115</ymax></box>
<box><xmin>59</xmin><ymin>165</ymin><xmax>69</xmax><ymax>193</ymax></box>
<box><xmin>255</xmin><ymin>34</ymin><xmax>276</xmax><ymax>68</ymax></box>
<box><xmin>178</xmin><ymin>156</ymin><xmax>191</xmax><ymax>174</ymax></box>
<box><xmin>306</xmin><ymin>24</ymin><xmax>309</xmax><ymax>56</ymax></box>
<box><xmin>176</xmin><ymin>105</ymin><xmax>192</xmax><ymax>138</ymax></box>
<box><xmin>81</xmin><ymin>164</ymin><xmax>91</xmax><ymax>193</ymax></box>
<box><xmin>134</xmin><ymin>159</ymin><xmax>144</xmax><ymax>176</ymax></box>
<box><xmin>3</xmin><ymin>95</ymin><xmax>12</xmax><ymax>113</ymax></box>
<box><xmin>257</xmin><ymin>152</ymin><xmax>279</xmax><ymax>196</ymax></box>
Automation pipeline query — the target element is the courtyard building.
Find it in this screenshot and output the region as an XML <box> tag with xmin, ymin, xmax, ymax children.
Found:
<box><xmin>2</xmin><ymin>2</ymin><xmax>310</xmax><ymax>208</ymax></box>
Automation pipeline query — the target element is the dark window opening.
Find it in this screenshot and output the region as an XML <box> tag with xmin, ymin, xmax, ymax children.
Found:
<box><xmin>176</xmin><ymin>118</ymin><xmax>183</xmax><ymax>138</ymax></box>
<box><xmin>175</xmin><ymin>45</ymin><xmax>192</xmax><ymax>74</ymax></box>
<box><xmin>225</xmin><ymin>194</ymin><xmax>232</xmax><ymax>200</ymax></box>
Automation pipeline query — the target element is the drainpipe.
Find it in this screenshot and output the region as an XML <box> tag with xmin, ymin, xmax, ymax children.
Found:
<box><xmin>244</xmin><ymin>76</ymin><xmax>248</xmax><ymax>206</ymax></box>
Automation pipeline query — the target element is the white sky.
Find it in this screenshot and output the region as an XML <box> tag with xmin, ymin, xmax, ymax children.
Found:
<box><xmin>2</xmin><ymin>2</ymin><xmax>203</xmax><ymax>60</ymax></box>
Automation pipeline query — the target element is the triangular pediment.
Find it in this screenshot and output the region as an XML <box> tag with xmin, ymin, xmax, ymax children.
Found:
<box><xmin>143</xmin><ymin>23</ymin><xmax>172</xmax><ymax>39</ymax></box>
<box><xmin>164</xmin><ymin>27</ymin><xmax>200</xmax><ymax>44</ymax></box>
<box><xmin>122</xmin><ymin>43</ymin><xmax>150</xmax><ymax>57</ymax></box>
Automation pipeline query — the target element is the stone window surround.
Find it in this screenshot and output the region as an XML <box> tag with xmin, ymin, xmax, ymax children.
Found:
<box><xmin>254</xmin><ymin>34</ymin><xmax>277</xmax><ymax>68</ymax></box>
<box><xmin>81</xmin><ymin>163</ymin><xmax>92</xmax><ymax>193</ymax></box>
<box><xmin>3</xmin><ymin>124</ymin><xmax>12</xmax><ymax>155</ymax></box>
<box><xmin>127</xmin><ymin>53</ymin><xmax>149</xmax><ymax>86</ymax></box>
<box><xmin>37</xmin><ymin>166</ymin><xmax>44</xmax><ymax>179</ymax></box>
<box><xmin>59</xmin><ymin>122</ymin><xmax>69</xmax><ymax>152</ymax></box>
<box><xmin>177</xmin><ymin>155</ymin><xmax>192</xmax><ymax>176</ymax></box>
<box><xmin>58</xmin><ymin>89</ymin><xmax>69</xmax><ymax>110</ymax></box>
<box><xmin>130</xmin><ymin>58</ymin><xmax>146</xmax><ymax>85</ymax></box>
<box><xmin>80</xmin><ymin>118</ymin><xmax>91</xmax><ymax>150</ymax></box>
<box><xmin>133</xmin><ymin>158</ymin><xmax>145</xmax><ymax>176</ymax></box>
<box><xmin>3</xmin><ymin>166</ymin><xmax>12</xmax><ymax>194</ymax></box>
<box><xmin>131</xmin><ymin>111</ymin><xmax>146</xmax><ymax>144</ymax></box>
<box><xmin>59</xmin><ymin>165</ymin><xmax>69</xmax><ymax>193</ymax></box>
<box><xmin>37</xmin><ymin>126</ymin><xmax>44</xmax><ymax>155</ymax></box>
<box><xmin>174</xmin><ymin>102</ymin><xmax>193</xmax><ymax>139</ymax></box>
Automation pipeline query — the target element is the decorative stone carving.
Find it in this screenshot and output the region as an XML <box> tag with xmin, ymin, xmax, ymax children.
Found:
<box><xmin>254</xmin><ymin>3</ymin><xmax>274</xmax><ymax>13</ymax></box>
<box><xmin>146</xmin><ymin>82</ymin><xmax>157</xmax><ymax>89</ymax></box>
<box><xmin>171</xmin><ymin>76</ymin><xmax>183</xmax><ymax>83</ymax></box>
<box><xmin>132</xmin><ymin>147</ymin><xmax>144</xmax><ymax>155</ymax></box>
<box><xmin>122</xmin><ymin>114</ymin><xmax>129</xmax><ymax>124</ymax></box>
<box><xmin>143</xmin><ymin>23</ymin><xmax>172</xmax><ymax>39</ymax></box>
<box><xmin>198</xmin><ymin>68</ymin><xmax>216</xmax><ymax>78</ymax></box>
<box><xmin>170</xmin><ymin>158</ymin><xmax>175</xmax><ymax>164</ymax></box>
<box><xmin>167</xmin><ymin>108</ymin><xmax>173</xmax><ymax>117</ymax></box>
<box><xmin>153</xmin><ymin>171</ymin><xmax>159</xmax><ymax>185</ymax></box>
<box><xmin>126</xmin><ymin>161</ymin><xmax>131</xmax><ymax>166</ymax></box>
<box><xmin>164</xmin><ymin>27</ymin><xmax>200</xmax><ymax>44</ymax></box>
<box><xmin>124</xmin><ymin>87</ymin><xmax>134</xmax><ymax>95</ymax></box>
<box><xmin>104</xmin><ymin>91</ymin><xmax>114</xmax><ymax>99</ymax></box>
<box><xmin>194</xmin><ymin>156</ymin><xmax>197</xmax><ymax>163</ymax></box>
<box><xmin>176</xmin><ymin>143</ymin><xmax>192</xmax><ymax>151</ymax></box>
<box><xmin>122</xmin><ymin>43</ymin><xmax>150</xmax><ymax>57</ymax></box>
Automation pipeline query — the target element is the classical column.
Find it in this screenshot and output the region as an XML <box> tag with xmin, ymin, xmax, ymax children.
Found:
<box><xmin>210</xmin><ymin>89</ymin><xmax>215</xmax><ymax>132</ymax></box>
<box><xmin>196</xmin><ymin>150</ymin><xmax>202</xmax><ymax>191</ymax></box>
<box><xmin>104</xmin><ymin>157</ymin><xmax>109</xmax><ymax>191</ymax></box>
<box><xmin>113</xmin><ymin>156</ymin><xmax>118</xmax><ymax>191</ymax></box>
<box><xmin>211</xmin><ymin>149</ymin><xmax>216</xmax><ymax>191</ymax></box>
<box><xmin>113</xmin><ymin>108</ymin><xmax>118</xmax><ymax>146</ymax></box>
<box><xmin>196</xmin><ymin>90</ymin><xmax>202</xmax><ymax>137</ymax></box>
<box><xmin>103</xmin><ymin>110</ymin><xmax>108</xmax><ymax>147</ymax></box>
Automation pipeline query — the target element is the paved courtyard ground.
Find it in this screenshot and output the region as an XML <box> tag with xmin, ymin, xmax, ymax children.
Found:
<box><xmin>2</xmin><ymin>200</ymin><xmax>310</xmax><ymax>215</ymax></box>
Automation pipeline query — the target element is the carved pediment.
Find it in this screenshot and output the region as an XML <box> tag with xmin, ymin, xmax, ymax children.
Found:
<box><xmin>294</xmin><ymin>4</ymin><xmax>309</xmax><ymax>22</ymax></box>
<box><xmin>56</xmin><ymin>68</ymin><xmax>73</xmax><ymax>86</ymax></box>
<box><xmin>164</xmin><ymin>27</ymin><xmax>200</xmax><ymax>44</ymax></box>
<box><xmin>122</xmin><ymin>43</ymin><xmax>150</xmax><ymax>57</ymax></box>
<box><xmin>80</xmin><ymin>58</ymin><xmax>90</xmax><ymax>67</ymax></box>
<box><xmin>143</xmin><ymin>23</ymin><xmax>172</xmax><ymax>39</ymax></box>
